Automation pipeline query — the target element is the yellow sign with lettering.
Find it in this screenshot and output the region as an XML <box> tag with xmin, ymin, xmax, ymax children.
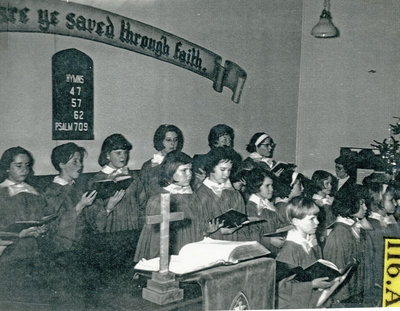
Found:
<box><xmin>382</xmin><ymin>238</ymin><xmax>400</xmax><ymax>307</ymax></box>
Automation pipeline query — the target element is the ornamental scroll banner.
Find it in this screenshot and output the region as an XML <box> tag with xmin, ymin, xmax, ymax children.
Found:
<box><xmin>0</xmin><ymin>0</ymin><xmax>247</xmax><ymax>103</ymax></box>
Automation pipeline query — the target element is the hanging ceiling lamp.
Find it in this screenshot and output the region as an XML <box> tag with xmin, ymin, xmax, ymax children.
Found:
<box><xmin>311</xmin><ymin>0</ymin><xmax>339</xmax><ymax>38</ymax></box>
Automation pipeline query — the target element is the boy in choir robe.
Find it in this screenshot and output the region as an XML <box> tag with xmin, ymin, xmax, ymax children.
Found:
<box><xmin>323</xmin><ymin>186</ymin><xmax>367</xmax><ymax>307</ymax></box>
<box><xmin>140</xmin><ymin>124</ymin><xmax>184</xmax><ymax>200</ymax></box>
<box><xmin>192</xmin><ymin>124</ymin><xmax>242</xmax><ymax>190</ymax></box>
<box><xmin>134</xmin><ymin>151</ymin><xmax>202</xmax><ymax>261</ymax></box>
<box><xmin>238</xmin><ymin>168</ymin><xmax>285</xmax><ymax>257</ymax></box>
<box><xmin>276</xmin><ymin>196</ymin><xmax>332</xmax><ymax>309</ymax></box>
<box><xmin>86</xmin><ymin>133</ymin><xmax>146</xmax><ymax>270</ymax></box>
<box><xmin>195</xmin><ymin>146</ymin><xmax>246</xmax><ymax>240</ymax></box>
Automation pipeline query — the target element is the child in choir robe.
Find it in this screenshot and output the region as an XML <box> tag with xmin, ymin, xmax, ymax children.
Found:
<box><xmin>87</xmin><ymin>133</ymin><xmax>146</xmax><ymax>269</ymax></box>
<box><xmin>308</xmin><ymin>170</ymin><xmax>336</xmax><ymax>245</ymax></box>
<box><xmin>0</xmin><ymin>147</ymin><xmax>52</xmax><ymax>298</ymax></box>
<box><xmin>363</xmin><ymin>177</ymin><xmax>399</xmax><ymax>306</ymax></box>
<box><xmin>239</xmin><ymin>168</ymin><xmax>285</xmax><ymax>257</ymax></box>
<box><xmin>276</xmin><ymin>196</ymin><xmax>332</xmax><ymax>309</ymax></box>
<box><xmin>43</xmin><ymin>143</ymin><xmax>97</xmax><ymax>301</ymax></box>
<box><xmin>274</xmin><ymin>169</ymin><xmax>307</xmax><ymax>225</ymax></box>
<box><xmin>195</xmin><ymin>146</ymin><xmax>246</xmax><ymax>241</ymax></box>
<box><xmin>44</xmin><ymin>143</ymin><xmax>97</xmax><ymax>257</ymax></box>
<box><xmin>323</xmin><ymin>186</ymin><xmax>367</xmax><ymax>307</ymax></box>
<box><xmin>242</xmin><ymin>132</ymin><xmax>276</xmax><ymax>172</ymax></box>
<box><xmin>192</xmin><ymin>124</ymin><xmax>242</xmax><ymax>190</ymax></box>
<box><xmin>0</xmin><ymin>146</ymin><xmax>49</xmax><ymax>262</ymax></box>
<box><xmin>140</xmin><ymin>124</ymin><xmax>184</xmax><ymax>200</ymax></box>
<box><xmin>134</xmin><ymin>151</ymin><xmax>202</xmax><ymax>261</ymax></box>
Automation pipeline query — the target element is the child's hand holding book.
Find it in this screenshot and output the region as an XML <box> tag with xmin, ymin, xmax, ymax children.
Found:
<box><xmin>106</xmin><ymin>189</ymin><xmax>126</xmax><ymax>215</ymax></box>
<box><xmin>76</xmin><ymin>190</ymin><xmax>97</xmax><ymax>214</ymax></box>
<box><xmin>311</xmin><ymin>276</ymin><xmax>332</xmax><ymax>290</ymax></box>
<box><xmin>19</xmin><ymin>224</ymin><xmax>48</xmax><ymax>239</ymax></box>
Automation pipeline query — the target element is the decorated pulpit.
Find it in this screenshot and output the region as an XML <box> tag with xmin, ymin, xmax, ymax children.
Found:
<box><xmin>137</xmin><ymin>193</ymin><xmax>276</xmax><ymax>309</ymax></box>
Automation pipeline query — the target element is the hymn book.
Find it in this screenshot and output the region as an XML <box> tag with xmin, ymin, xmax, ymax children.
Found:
<box><xmin>293</xmin><ymin>258</ymin><xmax>357</xmax><ymax>282</ymax></box>
<box><xmin>263</xmin><ymin>225</ymin><xmax>295</xmax><ymax>237</ymax></box>
<box><xmin>89</xmin><ymin>175</ymin><xmax>133</xmax><ymax>199</ymax></box>
<box><xmin>2</xmin><ymin>214</ymin><xmax>58</xmax><ymax>234</ymax></box>
<box><xmin>211</xmin><ymin>209</ymin><xmax>264</xmax><ymax>229</ymax></box>
<box><xmin>134</xmin><ymin>237</ymin><xmax>270</xmax><ymax>275</ymax></box>
<box><xmin>271</xmin><ymin>161</ymin><xmax>296</xmax><ymax>175</ymax></box>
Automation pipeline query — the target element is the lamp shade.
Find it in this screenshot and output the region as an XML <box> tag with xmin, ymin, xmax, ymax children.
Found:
<box><xmin>311</xmin><ymin>9</ymin><xmax>338</xmax><ymax>38</ymax></box>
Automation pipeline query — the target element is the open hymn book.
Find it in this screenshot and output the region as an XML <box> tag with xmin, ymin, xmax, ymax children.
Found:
<box><xmin>134</xmin><ymin>237</ymin><xmax>270</xmax><ymax>275</ymax></box>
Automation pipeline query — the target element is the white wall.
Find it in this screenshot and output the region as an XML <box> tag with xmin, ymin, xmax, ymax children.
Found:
<box><xmin>297</xmin><ymin>0</ymin><xmax>400</xmax><ymax>177</ymax></box>
<box><xmin>0</xmin><ymin>0</ymin><xmax>302</xmax><ymax>175</ymax></box>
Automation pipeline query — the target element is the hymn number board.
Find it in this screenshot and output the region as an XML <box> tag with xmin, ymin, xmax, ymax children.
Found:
<box><xmin>52</xmin><ymin>48</ymin><xmax>94</xmax><ymax>140</ymax></box>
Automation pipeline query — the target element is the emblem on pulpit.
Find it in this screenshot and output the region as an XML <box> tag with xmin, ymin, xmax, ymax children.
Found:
<box><xmin>230</xmin><ymin>291</ymin><xmax>250</xmax><ymax>310</ymax></box>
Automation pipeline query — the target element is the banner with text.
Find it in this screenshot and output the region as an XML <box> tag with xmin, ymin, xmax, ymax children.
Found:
<box><xmin>0</xmin><ymin>0</ymin><xmax>246</xmax><ymax>103</ymax></box>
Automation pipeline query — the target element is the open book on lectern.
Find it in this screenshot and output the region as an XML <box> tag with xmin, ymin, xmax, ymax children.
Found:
<box><xmin>134</xmin><ymin>237</ymin><xmax>270</xmax><ymax>275</ymax></box>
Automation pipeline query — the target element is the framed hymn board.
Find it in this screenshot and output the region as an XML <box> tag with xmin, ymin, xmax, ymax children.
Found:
<box><xmin>52</xmin><ymin>48</ymin><xmax>94</xmax><ymax>140</ymax></box>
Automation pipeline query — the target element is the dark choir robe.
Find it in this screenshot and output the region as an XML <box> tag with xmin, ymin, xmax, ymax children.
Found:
<box><xmin>134</xmin><ymin>188</ymin><xmax>203</xmax><ymax>262</ymax></box>
<box><xmin>43</xmin><ymin>177</ymin><xmax>88</xmax><ymax>254</ymax></box>
<box><xmin>195</xmin><ymin>178</ymin><xmax>245</xmax><ymax>241</ymax></box>
<box><xmin>0</xmin><ymin>180</ymin><xmax>49</xmax><ymax>262</ymax></box>
<box><xmin>86</xmin><ymin>167</ymin><xmax>146</xmax><ymax>268</ymax></box>
<box><xmin>274</xmin><ymin>199</ymin><xmax>291</xmax><ymax>226</ymax></box>
<box><xmin>0</xmin><ymin>180</ymin><xmax>51</xmax><ymax>299</ymax></box>
<box><xmin>238</xmin><ymin>195</ymin><xmax>283</xmax><ymax>257</ymax></box>
<box><xmin>312</xmin><ymin>194</ymin><xmax>335</xmax><ymax>246</ymax></box>
<box><xmin>363</xmin><ymin>213</ymin><xmax>399</xmax><ymax>307</ymax></box>
<box><xmin>323</xmin><ymin>218</ymin><xmax>365</xmax><ymax>305</ymax></box>
<box><xmin>276</xmin><ymin>230</ymin><xmax>323</xmax><ymax>309</ymax></box>
<box><xmin>140</xmin><ymin>157</ymin><xmax>163</xmax><ymax>200</ymax></box>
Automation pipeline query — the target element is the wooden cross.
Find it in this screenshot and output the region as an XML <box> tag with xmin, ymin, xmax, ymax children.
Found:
<box><xmin>146</xmin><ymin>193</ymin><xmax>184</xmax><ymax>274</ymax></box>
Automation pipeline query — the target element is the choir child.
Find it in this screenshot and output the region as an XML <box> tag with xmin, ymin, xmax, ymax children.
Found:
<box><xmin>308</xmin><ymin>170</ymin><xmax>336</xmax><ymax>244</ymax></box>
<box><xmin>195</xmin><ymin>146</ymin><xmax>246</xmax><ymax>240</ymax></box>
<box><xmin>363</xmin><ymin>176</ymin><xmax>398</xmax><ymax>306</ymax></box>
<box><xmin>44</xmin><ymin>143</ymin><xmax>97</xmax><ymax>256</ymax></box>
<box><xmin>274</xmin><ymin>169</ymin><xmax>307</xmax><ymax>225</ymax></box>
<box><xmin>192</xmin><ymin>124</ymin><xmax>242</xmax><ymax>190</ymax></box>
<box><xmin>43</xmin><ymin>143</ymin><xmax>97</xmax><ymax>302</ymax></box>
<box><xmin>87</xmin><ymin>133</ymin><xmax>146</xmax><ymax>269</ymax></box>
<box><xmin>323</xmin><ymin>186</ymin><xmax>367</xmax><ymax>307</ymax></box>
<box><xmin>239</xmin><ymin>168</ymin><xmax>285</xmax><ymax>256</ymax></box>
<box><xmin>134</xmin><ymin>151</ymin><xmax>202</xmax><ymax>261</ymax></box>
<box><xmin>276</xmin><ymin>196</ymin><xmax>332</xmax><ymax>309</ymax></box>
<box><xmin>242</xmin><ymin>132</ymin><xmax>276</xmax><ymax>171</ymax></box>
<box><xmin>0</xmin><ymin>146</ymin><xmax>49</xmax><ymax>262</ymax></box>
<box><xmin>0</xmin><ymin>147</ymin><xmax>52</xmax><ymax>298</ymax></box>
<box><xmin>140</xmin><ymin>124</ymin><xmax>184</xmax><ymax>199</ymax></box>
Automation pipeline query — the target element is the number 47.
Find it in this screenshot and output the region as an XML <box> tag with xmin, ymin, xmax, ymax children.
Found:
<box><xmin>70</xmin><ymin>86</ymin><xmax>81</xmax><ymax>96</ymax></box>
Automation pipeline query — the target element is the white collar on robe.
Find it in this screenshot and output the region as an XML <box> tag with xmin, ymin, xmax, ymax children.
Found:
<box><xmin>0</xmin><ymin>178</ymin><xmax>39</xmax><ymax>196</ymax></box>
<box><xmin>164</xmin><ymin>184</ymin><xmax>193</xmax><ymax>194</ymax></box>
<box><xmin>249</xmin><ymin>194</ymin><xmax>276</xmax><ymax>214</ymax></box>
<box><xmin>203</xmin><ymin>177</ymin><xmax>233</xmax><ymax>197</ymax></box>
<box><xmin>248</xmin><ymin>152</ymin><xmax>275</xmax><ymax>168</ymax></box>
<box><xmin>369</xmin><ymin>212</ymin><xmax>397</xmax><ymax>227</ymax></box>
<box><xmin>312</xmin><ymin>193</ymin><xmax>334</xmax><ymax>206</ymax></box>
<box><xmin>53</xmin><ymin>175</ymin><xmax>75</xmax><ymax>186</ymax></box>
<box><xmin>336</xmin><ymin>216</ymin><xmax>362</xmax><ymax>240</ymax></box>
<box><xmin>101</xmin><ymin>165</ymin><xmax>129</xmax><ymax>176</ymax></box>
<box><xmin>286</xmin><ymin>228</ymin><xmax>317</xmax><ymax>254</ymax></box>
<box><xmin>151</xmin><ymin>152</ymin><xmax>165</xmax><ymax>165</ymax></box>
<box><xmin>337</xmin><ymin>176</ymin><xmax>350</xmax><ymax>190</ymax></box>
